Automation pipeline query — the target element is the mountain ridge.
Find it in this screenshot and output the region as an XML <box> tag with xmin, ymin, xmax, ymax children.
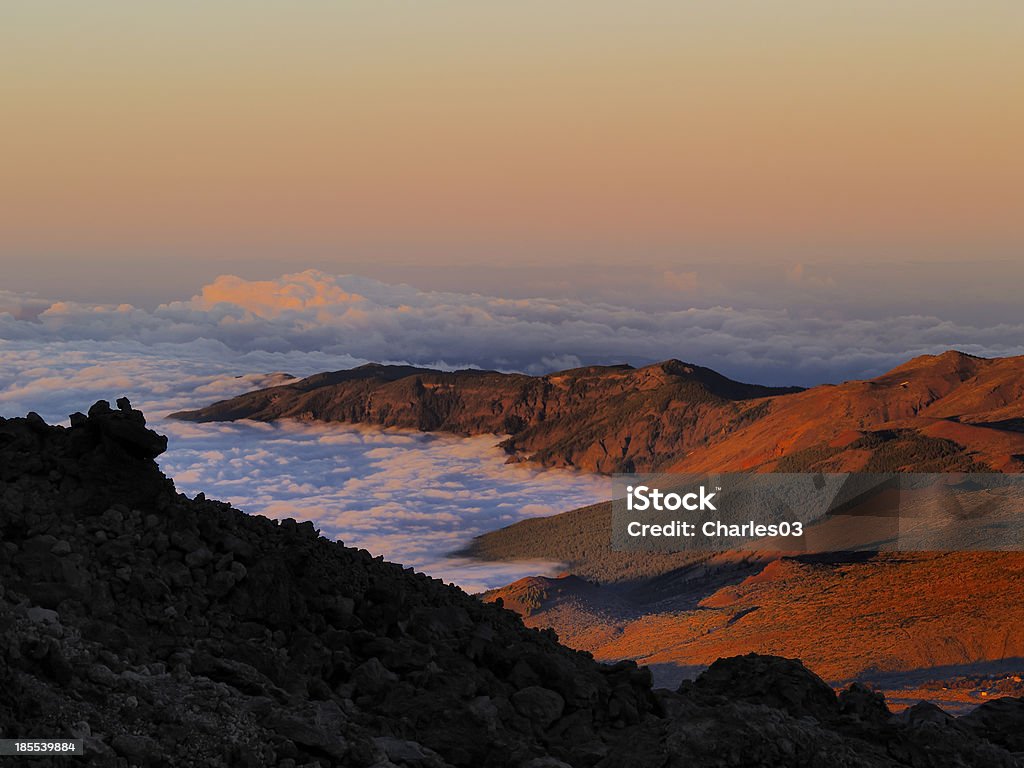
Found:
<box><xmin>172</xmin><ymin>351</ymin><xmax>1024</xmax><ymax>474</ymax></box>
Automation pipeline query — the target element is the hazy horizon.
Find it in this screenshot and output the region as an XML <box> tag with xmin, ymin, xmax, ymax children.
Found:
<box><xmin>3</xmin><ymin>268</ymin><xmax>1024</xmax><ymax>390</ymax></box>
<box><xmin>3</xmin><ymin>2</ymin><xmax>1021</xmax><ymax>305</ymax></box>
<box><xmin>3</xmin><ymin>3</ymin><xmax>1022</xmax><ymax>393</ymax></box>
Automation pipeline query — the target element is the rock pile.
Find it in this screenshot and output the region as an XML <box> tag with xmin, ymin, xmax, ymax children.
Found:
<box><xmin>1</xmin><ymin>403</ymin><xmax>1022</xmax><ymax>767</ymax></box>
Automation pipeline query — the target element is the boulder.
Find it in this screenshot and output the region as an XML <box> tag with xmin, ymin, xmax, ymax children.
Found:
<box><xmin>512</xmin><ymin>686</ymin><xmax>565</xmax><ymax>728</ymax></box>
<box><xmin>959</xmin><ymin>697</ymin><xmax>1024</xmax><ymax>752</ymax></box>
<box><xmin>684</xmin><ymin>653</ymin><xmax>839</xmax><ymax>721</ymax></box>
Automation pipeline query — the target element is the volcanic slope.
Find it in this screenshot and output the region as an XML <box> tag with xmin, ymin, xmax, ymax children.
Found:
<box><xmin>466</xmin><ymin>490</ymin><xmax>1024</xmax><ymax>709</ymax></box>
<box><xmin>667</xmin><ymin>351</ymin><xmax>1024</xmax><ymax>474</ymax></box>
<box><xmin>482</xmin><ymin>552</ymin><xmax>1024</xmax><ymax>707</ymax></box>
<box><xmin>8</xmin><ymin>404</ymin><xmax>1024</xmax><ymax>765</ymax></box>
<box><xmin>172</xmin><ymin>352</ymin><xmax>1024</xmax><ymax>474</ymax></box>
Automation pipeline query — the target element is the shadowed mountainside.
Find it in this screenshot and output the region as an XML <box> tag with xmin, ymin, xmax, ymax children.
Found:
<box><xmin>457</xmin><ymin>500</ymin><xmax>721</xmax><ymax>585</ymax></box>
<box><xmin>172</xmin><ymin>352</ymin><xmax>1024</xmax><ymax>474</ymax></box>
<box><xmin>464</xmin><ymin>490</ymin><xmax>1024</xmax><ymax>709</ymax></box>
<box><xmin>4</xmin><ymin>405</ymin><xmax>1024</xmax><ymax>766</ymax></box>
<box><xmin>481</xmin><ymin>553</ymin><xmax>1024</xmax><ymax>711</ymax></box>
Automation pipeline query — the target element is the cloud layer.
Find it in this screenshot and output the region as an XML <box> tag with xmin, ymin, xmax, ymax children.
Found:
<box><xmin>4</xmin><ymin>268</ymin><xmax>1024</xmax><ymax>589</ymax></box>
<box><xmin>0</xmin><ymin>339</ymin><xmax>607</xmax><ymax>592</ymax></box>
<box><xmin>3</xmin><ymin>269</ymin><xmax>1024</xmax><ymax>386</ymax></box>
<box><xmin>160</xmin><ymin>418</ymin><xmax>606</xmax><ymax>592</ymax></box>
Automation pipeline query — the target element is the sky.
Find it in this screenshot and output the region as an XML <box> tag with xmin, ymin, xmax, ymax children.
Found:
<box><xmin>1</xmin><ymin>3</ymin><xmax>1023</xmax><ymax>384</ymax></box>
<box><xmin>2</xmin><ymin>2</ymin><xmax>1022</xmax><ymax>305</ymax></box>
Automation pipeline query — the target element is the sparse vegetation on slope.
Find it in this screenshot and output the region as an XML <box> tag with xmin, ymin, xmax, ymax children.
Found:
<box><xmin>457</xmin><ymin>502</ymin><xmax>715</xmax><ymax>585</ymax></box>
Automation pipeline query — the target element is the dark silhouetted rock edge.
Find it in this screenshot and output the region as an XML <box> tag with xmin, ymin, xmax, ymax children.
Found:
<box><xmin>1</xmin><ymin>403</ymin><xmax>1021</xmax><ymax>767</ymax></box>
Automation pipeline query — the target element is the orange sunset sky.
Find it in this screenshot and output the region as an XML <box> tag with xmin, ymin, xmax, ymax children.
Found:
<box><xmin>2</xmin><ymin>2</ymin><xmax>1022</xmax><ymax>302</ymax></box>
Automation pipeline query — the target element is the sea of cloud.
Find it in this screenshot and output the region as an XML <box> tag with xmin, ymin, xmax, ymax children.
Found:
<box><xmin>4</xmin><ymin>269</ymin><xmax>1024</xmax><ymax>589</ymax></box>
<box><xmin>0</xmin><ymin>337</ymin><xmax>608</xmax><ymax>592</ymax></box>
<box><xmin>5</xmin><ymin>269</ymin><xmax>1024</xmax><ymax>386</ymax></box>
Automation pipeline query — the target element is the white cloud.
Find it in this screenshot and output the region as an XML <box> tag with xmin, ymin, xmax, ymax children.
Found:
<box><xmin>0</xmin><ymin>339</ymin><xmax>608</xmax><ymax>591</ymax></box>
<box><xmin>190</xmin><ymin>272</ymin><xmax>368</xmax><ymax>319</ymax></box>
<box><xmin>156</xmin><ymin>417</ymin><xmax>608</xmax><ymax>591</ymax></box>
<box><xmin>3</xmin><ymin>270</ymin><xmax>1022</xmax><ymax>386</ymax></box>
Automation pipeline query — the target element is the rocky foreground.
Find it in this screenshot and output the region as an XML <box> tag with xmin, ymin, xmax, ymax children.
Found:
<box><xmin>2</xmin><ymin>404</ymin><xmax>1023</xmax><ymax>767</ymax></box>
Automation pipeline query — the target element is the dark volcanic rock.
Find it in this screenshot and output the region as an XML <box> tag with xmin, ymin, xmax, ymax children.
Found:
<box><xmin>683</xmin><ymin>653</ymin><xmax>839</xmax><ymax>720</ymax></box>
<box><xmin>959</xmin><ymin>697</ymin><xmax>1024</xmax><ymax>752</ymax></box>
<box><xmin>1</xmin><ymin>405</ymin><xmax>1021</xmax><ymax>767</ymax></box>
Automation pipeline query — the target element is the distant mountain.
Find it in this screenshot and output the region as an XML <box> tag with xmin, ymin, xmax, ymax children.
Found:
<box><xmin>664</xmin><ymin>350</ymin><xmax>1024</xmax><ymax>474</ymax></box>
<box><xmin>172</xmin><ymin>352</ymin><xmax>1024</xmax><ymax>473</ymax></box>
<box><xmin>171</xmin><ymin>360</ymin><xmax>800</xmax><ymax>473</ymax></box>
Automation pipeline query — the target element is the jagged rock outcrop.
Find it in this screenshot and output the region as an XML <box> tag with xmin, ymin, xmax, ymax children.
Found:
<box><xmin>682</xmin><ymin>654</ymin><xmax>840</xmax><ymax>720</ymax></box>
<box><xmin>1</xmin><ymin>405</ymin><xmax>1021</xmax><ymax>766</ymax></box>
